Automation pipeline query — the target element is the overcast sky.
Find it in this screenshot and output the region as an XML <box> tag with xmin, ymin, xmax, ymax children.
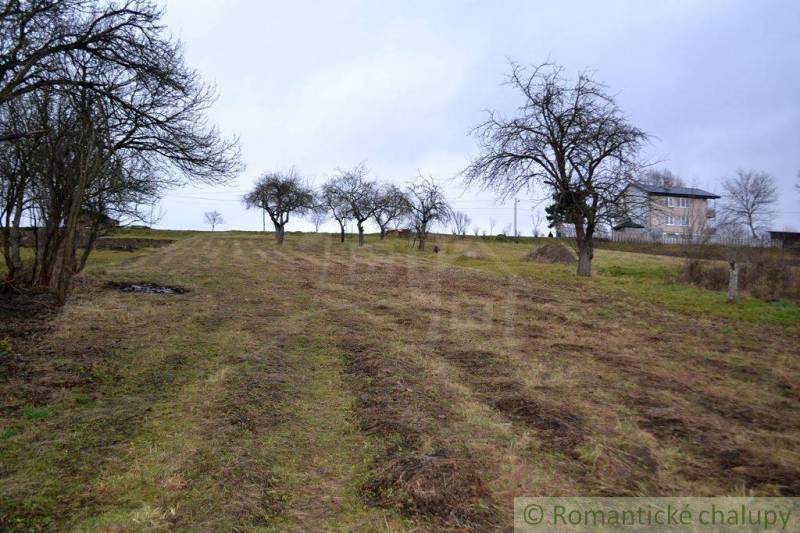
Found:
<box><xmin>158</xmin><ymin>0</ymin><xmax>800</xmax><ymax>233</ymax></box>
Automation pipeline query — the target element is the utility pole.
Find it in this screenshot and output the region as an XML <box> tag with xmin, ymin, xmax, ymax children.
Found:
<box><xmin>513</xmin><ymin>198</ymin><xmax>519</xmax><ymax>238</ymax></box>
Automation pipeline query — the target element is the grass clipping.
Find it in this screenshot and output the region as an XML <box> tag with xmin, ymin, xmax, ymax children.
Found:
<box><xmin>524</xmin><ymin>242</ymin><xmax>576</xmax><ymax>264</ymax></box>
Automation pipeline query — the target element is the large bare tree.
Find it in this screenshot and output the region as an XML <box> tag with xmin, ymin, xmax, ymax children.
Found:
<box><xmin>373</xmin><ymin>183</ymin><xmax>410</xmax><ymax>239</ymax></box>
<box><xmin>465</xmin><ymin>62</ymin><xmax>649</xmax><ymax>276</ymax></box>
<box><xmin>243</xmin><ymin>170</ymin><xmax>314</xmax><ymax>244</ymax></box>
<box><xmin>407</xmin><ymin>176</ymin><xmax>451</xmax><ymax>250</ymax></box>
<box><xmin>0</xmin><ymin>1</ymin><xmax>180</xmax><ymax>137</ymax></box>
<box><xmin>720</xmin><ymin>169</ymin><xmax>777</xmax><ymax>238</ymax></box>
<box><xmin>0</xmin><ymin>1</ymin><xmax>241</xmax><ymax>301</ymax></box>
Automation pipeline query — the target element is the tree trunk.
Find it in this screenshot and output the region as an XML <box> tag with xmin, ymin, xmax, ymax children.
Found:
<box><xmin>418</xmin><ymin>236</ymin><xmax>425</xmax><ymax>250</ymax></box>
<box><xmin>338</xmin><ymin>221</ymin><xmax>345</xmax><ymax>243</ymax></box>
<box><xmin>576</xmin><ymin>242</ymin><xmax>592</xmax><ymax>277</ymax></box>
<box><xmin>53</xmin><ymin>185</ymin><xmax>87</xmax><ymax>304</ymax></box>
<box><xmin>574</xmin><ymin>222</ymin><xmax>594</xmax><ymax>277</ymax></box>
<box><xmin>275</xmin><ymin>224</ymin><xmax>285</xmax><ymax>244</ymax></box>
<box><xmin>357</xmin><ymin>223</ymin><xmax>365</xmax><ymax>246</ymax></box>
<box><xmin>727</xmin><ymin>261</ymin><xmax>739</xmax><ymax>303</ymax></box>
<box><xmin>2</xmin><ymin>195</ymin><xmax>25</xmax><ymax>282</ymax></box>
<box><xmin>77</xmin><ymin>221</ymin><xmax>101</xmax><ymax>273</ymax></box>
<box><xmin>379</xmin><ymin>226</ymin><xmax>386</xmax><ymax>240</ymax></box>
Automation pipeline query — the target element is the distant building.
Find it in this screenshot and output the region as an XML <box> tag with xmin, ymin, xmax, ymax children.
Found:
<box><xmin>618</xmin><ymin>182</ymin><xmax>720</xmax><ymax>238</ymax></box>
<box><xmin>768</xmin><ymin>231</ymin><xmax>800</xmax><ymax>249</ymax></box>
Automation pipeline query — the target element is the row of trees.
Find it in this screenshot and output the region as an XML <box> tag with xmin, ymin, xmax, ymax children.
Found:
<box><xmin>0</xmin><ymin>1</ymin><xmax>241</xmax><ymax>302</ymax></box>
<box><xmin>243</xmin><ymin>165</ymin><xmax>453</xmax><ymax>250</ymax></box>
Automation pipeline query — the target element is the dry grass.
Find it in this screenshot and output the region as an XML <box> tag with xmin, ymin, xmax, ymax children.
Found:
<box><xmin>2</xmin><ymin>232</ymin><xmax>799</xmax><ymax>530</ymax></box>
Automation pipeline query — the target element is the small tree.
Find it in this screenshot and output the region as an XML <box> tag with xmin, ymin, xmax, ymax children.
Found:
<box><xmin>720</xmin><ymin>169</ymin><xmax>777</xmax><ymax>239</ymax></box>
<box><xmin>243</xmin><ymin>170</ymin><xmax>314</xmax><ymax>244</ymax></box>
<box><xmin>204</xmin><ymin>210</ymin><xmax>223</xmax><ymax>231</ymax></box>
<box><xmin>326</xmin><ymin>164</ymin><xmax>379</xmax><ymax>246</ymax></box>
<box><xmin>407</xmin><ymin>177</ymin><xmax>451</xmax><ymax>250</ymax></box>
<box><xmin>451</xmin><ymin>211</ymin><xmax>471</xmax><ymax>238</ymax></box>
<box><xmin>465</xmin><ymin>62</ymin><xmax>648</xmax><ymax>276</ymax></box>
<box><xmin>308</xmin><ymin>205</ymin><xmax>328</xmax><ymax>232</ymax></box>
<box><xmin>373</xmin><ymin>184</ymin><xmax>411</xmax><ymax>239</ymax></box>
<box><xmin>531</xmin><ymin>210</ymin><xmax>545</xmax><ymax>237</ymax></box>
<box><xmin>321</xmin><ymin>180</ymin><xmax>351</xmax><ymax>243</ymax></box>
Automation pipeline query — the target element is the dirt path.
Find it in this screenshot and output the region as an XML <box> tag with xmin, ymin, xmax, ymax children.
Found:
<box><xmin>2</xmin><ymin>234</ymin><xmax>799</xmax><ymax>530</ymax></box>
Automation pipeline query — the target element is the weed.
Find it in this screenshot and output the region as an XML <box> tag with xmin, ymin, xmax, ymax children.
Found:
<box><xmin>21</xmin><ymin>405</ymin><xmax>55</xmax><ymax>420</ymax></box>
<box><xmin>1</xmin><ymin>427</ymin><xmax>20</xmax><ymax>439</ymax></box>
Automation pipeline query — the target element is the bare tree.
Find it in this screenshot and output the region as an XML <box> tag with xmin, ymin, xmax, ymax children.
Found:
<box><xmin>451</xmin><ymin>211</ymin><xmax>471</xmax><ymax>238</ymax></box>
<box><xmin>0</xmin><ymin>1</ymin><xmax>175</xmax><ymax>118</ymax></box>
<box><xmin>407</xmin><ymin>176</ymin><xmax>451</xmax><ymax>250</ymax></box>
<box><xmin>465</xmin><ymin>62</ymin><xmax>649</xmax><ymax>276</ymax></box>
<box><xmin>642</xmin><ymin>168</ymin><xmax>684</xmax><ymax>188</ymax></box>
<box><xmin>321</xmin><ymin>180</ymin><xmax>351</xmax><ymax>243</ymax></box>
<box><xmin>243</xmin><ymin>170</ymin><xmax>314</xmax><ymax>244</ymax></box>
<box><xmin>308</xmin><ymin>205</ymin><xmax>327</xmax><ymax>232</ymax></box>
<box><xmin>326</xmin><ymin>164</ymin><xmax>378</xmax><ymax>246</ymax></box>
<box><xmin>204</xmin><ymin>210</ymin><xmax>223</xmax><ymax>231</ymax></box>
<box><xmin>373</xmin><ymin>184</ymin><xmax>410</xmax><ymax>239</ymax></box>
<box><xmin>0</xmin><ymin>1</ymin><xmax>241</xmax><ymax>302</ymax></box>
<box><xmin>531</xmin><ymin>210</ymin><xmax>545</xmax><ymax>237</ymax></box>
<box><xmin>720</xmin><ymin>169</ymin><xmax>777</xmax><ymax>238</ymax></box>
<box><xmin>472</xmin><ymin>227</ymin><xmax>479</xmax><ymax>237</ymax></box>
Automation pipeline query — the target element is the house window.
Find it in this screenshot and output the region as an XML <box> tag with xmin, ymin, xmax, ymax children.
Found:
<box><xmin>666</xmin><ymin>215</ymin><xmax>674</xmax><ymax>225</ymax></box>
<box><xmin>677</xmin><ymin>197</ymin><xmax>689</xmax><ymax>208</ymax></box>
<box><xmin>665</xmin><ymin>197</ymin><xmax>674</xmax><ymax>207</ymax></box>
<box><xmin>679</xmin><ymin>215</ymin><xmax>689</xmax><ymax>226</ymax></box>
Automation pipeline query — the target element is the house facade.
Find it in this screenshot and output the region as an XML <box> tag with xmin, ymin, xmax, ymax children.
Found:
<box><xmin>615</xmin><ymin>183</ymin><xmax>720</xmax><ymax>238</ymax></box>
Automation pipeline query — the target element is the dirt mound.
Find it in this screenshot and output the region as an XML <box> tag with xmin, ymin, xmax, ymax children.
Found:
<box><xmin>524</xmin><ymin>242</ymin><xmax>576</xmax><ymax>264</ymax></box>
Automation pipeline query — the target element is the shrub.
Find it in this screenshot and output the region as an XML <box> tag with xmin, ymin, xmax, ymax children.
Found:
<box><xmin>678</xmin><ymin>258</ymin><xmax>800</xmax><ymax>302</ymax></box>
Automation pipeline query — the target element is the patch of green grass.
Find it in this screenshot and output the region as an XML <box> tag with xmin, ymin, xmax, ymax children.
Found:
<box><xmin>1</xmin><ymin>427</ymin><xmax>20</xmax><ymax>439</ymax></box>
<box><xmin>21</xmin><ymin>405</ymin><xmax>56</xmax><ymax>420</ymax></box>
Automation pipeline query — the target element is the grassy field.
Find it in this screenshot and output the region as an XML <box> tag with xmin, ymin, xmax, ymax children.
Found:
<box><xmin>1</xmin><ymin>232</ymin><xmax>799</xmax><ymax>530</ymax></box>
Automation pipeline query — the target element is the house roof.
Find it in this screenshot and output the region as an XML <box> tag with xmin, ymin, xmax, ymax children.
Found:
<box><xmin>768</xmin><ymin>231</ymin><xmax>800</xmax><ymax>238</ymax></box>
<box><xmin>612</xmin><ymin>219</ymin><xmax>645</xmax><ymax>230</ymax></box>
<box><xmin>630</xmin><ymin>182</ymin><xmax>720</xmax><ymax>199</ymax></box>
